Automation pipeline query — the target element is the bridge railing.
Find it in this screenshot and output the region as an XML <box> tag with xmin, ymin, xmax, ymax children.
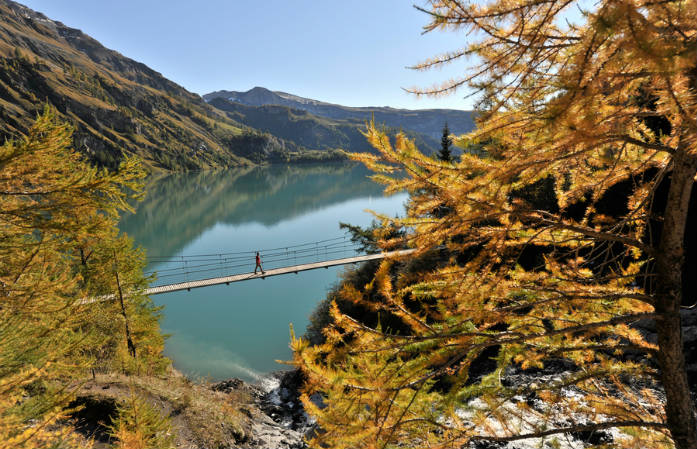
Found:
<box><xmin>144</xmin><ymin>236</ymin><xmax>362</xmax><ymax>287</ymax></box>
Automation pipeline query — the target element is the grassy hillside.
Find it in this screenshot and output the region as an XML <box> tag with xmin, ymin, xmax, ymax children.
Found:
<box><xmin>0</xmin><ymin>0</ymin><xmax>326</xmax><ymax>170</ymax></box>
<box><xmin>0</xmin><ymin>1</ymin><xmax>465</xmax><ymax>170</ymax></box>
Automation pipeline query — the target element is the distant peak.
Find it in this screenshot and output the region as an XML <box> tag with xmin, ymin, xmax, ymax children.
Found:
<box><xmin>248</xmin><ymin>86</ymin><xmax>272</xmax><ymax>93</ymax></box>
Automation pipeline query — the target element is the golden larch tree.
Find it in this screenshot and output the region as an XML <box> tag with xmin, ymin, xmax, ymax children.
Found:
<box><xmin>0</xmin><ymin>108</ymin><xmax>164</xmax><ymax>448</ymax></box>
<box><xmin>293</xmin><ymin>1</ymin><xmax>697</xmax><ymax>448</ymax></box>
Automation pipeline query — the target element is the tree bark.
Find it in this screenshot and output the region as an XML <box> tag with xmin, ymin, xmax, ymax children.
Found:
<box><xmin>654</xmin><ymin>149</ymin><xmax>697</xmax><ymax>449</ymax></box>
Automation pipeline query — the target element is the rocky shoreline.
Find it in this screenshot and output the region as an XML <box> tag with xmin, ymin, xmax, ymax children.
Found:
<box><xmin>212</xmin><ymin>370</ymin><xmax>313</xmax><ymax>449</ymax></box>
<box><xmin>199</xmin><ymin>309</ymin><xmax>697</xmax><ymax>449</ymax></box>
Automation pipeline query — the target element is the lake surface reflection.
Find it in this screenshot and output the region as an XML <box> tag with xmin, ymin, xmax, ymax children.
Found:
<box><xmin>119</xmin><ymin>163</ymin><xmax>406</xmax><ymax>382</ymax></box>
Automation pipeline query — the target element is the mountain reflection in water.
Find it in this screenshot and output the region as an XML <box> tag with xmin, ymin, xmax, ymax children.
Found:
<box><xmin>120</xmin><ymin>163</ymin><xmax>386</xmax><ymax>259</ymax></box>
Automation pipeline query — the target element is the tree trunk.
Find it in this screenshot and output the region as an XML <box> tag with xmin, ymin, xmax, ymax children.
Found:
<box><xmin>113</xmin><ymin>250</ymin><xmax>136</xmax><ymax>359</ymax></box>
<box><xmin>654</xmin><ymin>149</ymin><xmax>697</xmax><ymax>449</ymax></box>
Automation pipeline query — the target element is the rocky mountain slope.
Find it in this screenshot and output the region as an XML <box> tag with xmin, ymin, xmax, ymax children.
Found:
<box><xmin>204</xmin><ymin>86</ymin><xmax>475</xmax><ymax>140</ymax></box>
<box><xmin>0</xmin><ymin>0</ymin><xmax>318</xmax><ymax>170</ymax></box>
<box><xmin>0</xmin><ymin>0</ymin><xmax>473</xmax><ymax>171</ymax></box>
<box><xmin>207</xmin><ymin>97</ymin><xmax>441</xmax><ymax>155</ymax></box>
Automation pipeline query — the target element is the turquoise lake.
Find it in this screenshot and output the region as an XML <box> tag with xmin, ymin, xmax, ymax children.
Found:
<box><xmin>119</xmin><ymin>163</ymin><xmax>407</xmax><ymax>382</ymax></box>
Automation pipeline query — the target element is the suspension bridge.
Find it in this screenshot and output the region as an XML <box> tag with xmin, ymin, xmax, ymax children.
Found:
<box><xmin>140</xmin><ymin>236</ymin><xmax>414</xmax><ymax>296</ymax></box>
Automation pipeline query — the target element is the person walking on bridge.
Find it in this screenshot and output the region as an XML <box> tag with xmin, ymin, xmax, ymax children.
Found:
<box><xmin>254</xmin><ymin>251</ymin><xmax>264</xmax><ymax>274</ymax></box>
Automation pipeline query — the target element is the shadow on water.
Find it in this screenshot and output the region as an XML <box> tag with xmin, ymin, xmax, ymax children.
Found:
<box><xmin>119</xmin><ymin>163</ymin><xmax>384</xmax><ymax>258</ymax></box>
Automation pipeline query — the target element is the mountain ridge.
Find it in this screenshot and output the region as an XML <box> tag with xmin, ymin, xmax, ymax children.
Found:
<box><xmin>204</xmin><ymin>87</ymin><xmax>475</xmax><ymax>140</ymax></box>
<box><xmin>0</xmin><ymin>0</ymin><xmax>335</xmax><ymax>170</ymax></box>
<box><xmin>0</xmin><ymin>0</ymin><xmax>473</xmax><ymax>170</ymax></box>
<box><xmin>206</xmin><ymin>97</ymin><xmax>442</xmax><ymax>155</ymax></box>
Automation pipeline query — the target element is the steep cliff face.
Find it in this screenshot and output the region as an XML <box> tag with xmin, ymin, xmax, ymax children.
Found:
<box><xmin>0</xmin><ymin>0</ymin><xmax>297</xmax><ymax>170</ymax></box>
<box><xmin>205</xmin><ymin>86</ymin><xmax>475</xmax><ymax>140</ymax></box>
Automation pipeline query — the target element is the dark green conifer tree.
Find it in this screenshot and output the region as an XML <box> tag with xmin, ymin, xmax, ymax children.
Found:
<box><xmin>437</xmin><ymin>121</ymin><xmax>451</xmax><ymax>162</ymax></box>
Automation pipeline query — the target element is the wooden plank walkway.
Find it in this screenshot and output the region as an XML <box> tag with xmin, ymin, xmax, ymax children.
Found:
<box><xmin>145</xmin><ymin>248</ymin><xmax>415</xmax><ymax>296</ymax></box>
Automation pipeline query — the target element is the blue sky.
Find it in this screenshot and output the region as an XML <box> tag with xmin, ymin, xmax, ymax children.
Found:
<box><xmin>18</xmin><ymin>0</ymin><xmax>475</xmax><ymax>110</ymax></box>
